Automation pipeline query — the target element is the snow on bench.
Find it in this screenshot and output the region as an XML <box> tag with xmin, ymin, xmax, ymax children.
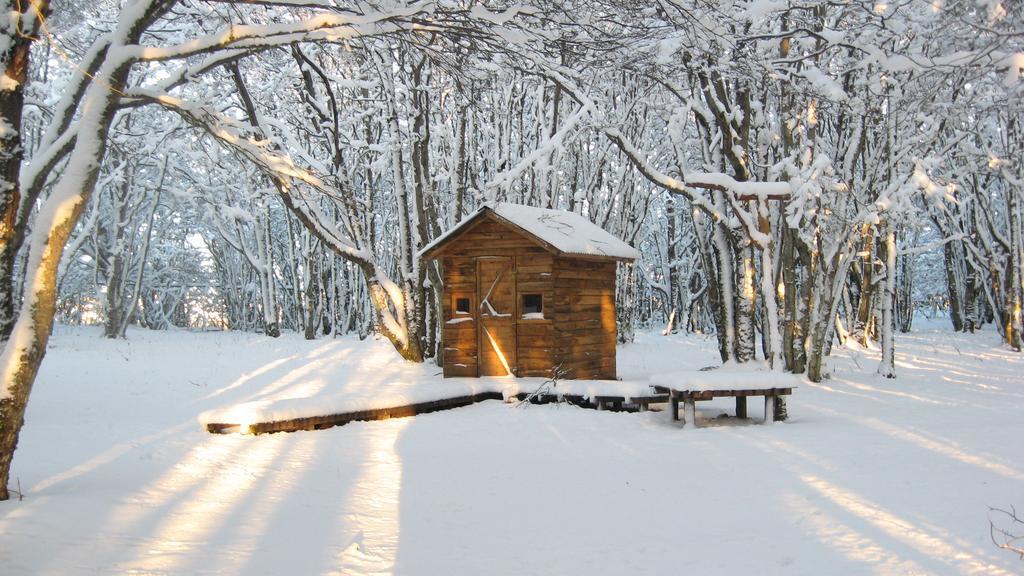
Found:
<box><xmin>650</xmin><ymin>365</ymin><xmax>801</xmax><ymax>429</ymax></box>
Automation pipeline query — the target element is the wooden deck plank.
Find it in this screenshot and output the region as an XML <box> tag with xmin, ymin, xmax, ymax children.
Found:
<box><xmin>206</xmin><ymin>391</ymin><xmax>505</xmax><ymax>435</ymax></box>
<box><xmin>206</xmin><ymin>386</ymin><xmax>790</xmax><ymax>436</ymax></box>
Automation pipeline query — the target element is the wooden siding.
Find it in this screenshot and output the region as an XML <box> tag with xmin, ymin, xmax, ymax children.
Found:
<box><xmin>477</xmin><ymin>257</ymin><xmax>517</xmax><ymax>376</ymax></box>
<box><xmin>552</xmin><ymin>258</ymin><xmax>617</xmax><ymax>379</ymax></box>
<box><xmin>441</xmin><ymin>255</ymin><xmax>478</xmax><ymax>377</ymax></box>
<box><xmin>437</xmin><ymin>214</ymin><xmax>618</xmax><ymax>379</ymax></box>
<box><xmin>515</xmin><ymin>253</ymin><xmax>555</xmax><ymax>377</ymax></box>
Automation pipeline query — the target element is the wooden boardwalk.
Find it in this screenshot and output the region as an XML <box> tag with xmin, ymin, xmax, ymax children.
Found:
<box><xmin>206</xmin><ymin>391</ymin><xmax>504</xmax><ymax>435</ymax></box>
<box><xmin>206</xmin><ymin>391</ymin><xmax>670</xmax><ymax>435</ymax></box>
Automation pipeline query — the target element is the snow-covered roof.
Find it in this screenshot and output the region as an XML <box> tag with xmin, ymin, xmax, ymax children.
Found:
<box><xmin>419</xmin><ymin>203</ymin><xmax>639</xmax><ymax>261</ymax></box>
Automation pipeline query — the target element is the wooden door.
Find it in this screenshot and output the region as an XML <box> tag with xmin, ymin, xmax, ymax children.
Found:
<box><xmin>477</xmin><ymin>257</ymin><xmax>517</xmax><ymax>376</ymax></box>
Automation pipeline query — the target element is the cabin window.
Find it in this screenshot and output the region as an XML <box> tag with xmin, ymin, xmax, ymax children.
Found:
<box><xmin>521</xmin><ymin>293</ymin><xmax>543</xmax><ymax>319</ymax></box>
<box><xmin>455</xmin><ymin>295</ymin><xmax>472</xmax><ymax>314</ymax></box>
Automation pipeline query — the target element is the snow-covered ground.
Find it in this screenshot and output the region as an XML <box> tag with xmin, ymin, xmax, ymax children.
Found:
<box><xmin>1</xmin><ymin>322</ymin><xmax>1022</xmax><ymax>575</ymax></box>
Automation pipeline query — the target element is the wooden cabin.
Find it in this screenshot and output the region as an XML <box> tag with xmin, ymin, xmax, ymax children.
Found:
<box><xmin>419</xmin><ymin>203</ymin><xmax>639</xmax><ymax>380</ymax></box>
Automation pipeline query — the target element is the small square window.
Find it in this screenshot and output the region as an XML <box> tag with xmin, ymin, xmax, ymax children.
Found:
<box><xmin>522</xmin><ymin>293</ymin><xmax>543</xmax><ymax>315</ymax></box>
<box><xmin>455</xmin><ymin>297</ymin><xmax>471</xmax><ymax>314</ymax></box>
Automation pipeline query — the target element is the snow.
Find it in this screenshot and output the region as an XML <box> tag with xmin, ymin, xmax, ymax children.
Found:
<box><xmin>740</xmin><ymin>0</ymin><xmax>789</xmax><ymax>20</ymax></box>
<box><xmin>219</xmin><ymin>205</ymin><xmax>253</xmax><ymax>222</ymax></box>
<box><xmin>1005</xmin><ymin>53</ymin><xmax>1024</xmax><ymax>85</ymax></box>
<box><xmin>194</xmin><ymin>329</ymin><xmax>653</xmax><ymax>426</ymax></box>
<box><xmin>655</xmin><ymin>33</ymin><xmax>686</xmax><ymax>65</ymax></box>
<box><xmin>520</xmin><ymin>312</ymin><xmax>545</xmax><ymax>320</ymax></box>
<box><xmin>651</xmin><ymin>363</ymin><xmax>803</xmax><ymax>392</ymax></box>
<box><xmin>420</xmin><ymin>202</ymin><xmax>640</xmax><ymax>261</ymax></box>
<box><xmin>2</xmin><ymin>322</ymin><xmax>1023</xmax><ymax>575</ymax></box>
<box><xmin>687</xmin><ymin>171</ymin><xmax>792</xmax><ymax>198</ymax></box>
<box><xmin>467</xmin><ymin>4</ymin><xmax>531</xmax><ymax>25</ymax></box>
<box><xmin>800</xmin><ymin>66</ymin><xmax>848</xmax><ymax>101</ymax></box>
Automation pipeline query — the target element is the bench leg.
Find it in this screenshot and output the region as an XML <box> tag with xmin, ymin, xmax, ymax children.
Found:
<box><xmin>736</xmin><ymin>397</ymin><xmax>747</xmax><ymax>419</ymax></box>
<box><xmin>774</xmin><ymin>396</ymin><xmax>788</xmax><ymax>421</ymax></box>
<box><xmin>683</xmin><ymin>399</ymin><xmax>697</xmax><ymax>429</ymax></box>
<box><xmin>637</xmin><ymin>402</ymin><xmax>648</xmax><ymax>412</ymax></box>
<box><xmin>597</xmin><ymin>399</ymin><xmax>605</xmax><ymax>411</ymax></box>
<box><xmin>669</xmin><ymin>392</ymin><xmax>680</xmax><ymax>422</ymax></box>
<box><xmin>764</xmin><ymin>395</ymin><xmax>776</xmax><ymax>424</ymax></box>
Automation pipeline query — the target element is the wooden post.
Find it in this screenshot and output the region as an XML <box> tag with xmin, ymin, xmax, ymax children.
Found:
<box><xmin>764</xmin><ymin>394</ymin><xmax>776</xmax><ymax>424</ymax></box>
<box><xmin>736</xmin><ymin>397</ymin><xmax>747</xmax><ymax>419</ymax></box>
<box><xmin>683</xmin><ymin>398</ymin><xmax>697</xmax><ymax>430</ymax></box>
<box><xmin>669</xmin><ymin>390</ymin><xmax>680</xmax><ymax>421</ymax></box>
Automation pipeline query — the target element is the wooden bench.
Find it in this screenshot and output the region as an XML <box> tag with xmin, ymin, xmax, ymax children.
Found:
<box><xmin>594</xmin><ymin>395</ymin><xmax>625</xmax><ymax>411</ymax></box>
<box><xmin>652</xmin><ymin>385</ymin><xmax>793</xmax><ymax>429</ymax></box>
<box><xmin>595</xmin><ymin>394</ymin><xmax>670</xmax><ymax>412</ymax></box>
<box><xmin>510</xmin><ymin>391</ymin><xmax>671</xmax><ymax>413</ymax></box>
<box><xmin>630</xmin><ymin>394</ymin><xmax>669</xmax><ymax>412</ymax></box>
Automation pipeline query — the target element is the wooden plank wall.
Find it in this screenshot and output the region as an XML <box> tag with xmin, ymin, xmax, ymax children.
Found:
<box><xmin>552</xmin><ymin>258</ymin><xmax>617</xmax><ymax>379</ymax></box>
<box><xmin>441</xmin><ymin>255</ymin><xmax>478</xmax><ymax>377</ymax></box>
<box><xmin>438</xmin><ymin>215</ymin><xmax>618</xmax><ymax>380</ymax></box>
<box><xmin>440</xmin><ymin>218</ymin><xmax>552</xmax><ymax>259</ymax></box>
<box><xmin>440</xmin><ymin>217</ymin><xmax>552</xmax><ymax>378</ymax></box>
<box><xmin>515</xmin><ymin>253</ymin><xmax>555</xmax><ymax>377</ymax></box>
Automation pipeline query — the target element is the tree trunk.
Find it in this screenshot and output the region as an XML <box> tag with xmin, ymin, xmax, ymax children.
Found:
<box><xmin>944</xmin><ymin>241</ymin><xmax>965</xmax><ymax>332</ymax></box>
<box><xmin>1007</xmin><ymin>179</ymin><xmax>1023</xmax><ymax>351</ymax></box>
<box><xmin>781</xmin><ymin>226</ymin><xmax>804</xmax><ymax>372</ymax></box>
<box><xmin>896</xmin><ymin>236</ymin><xmax>915</xmax><ymax>334</ymax></box>
<box><xmin>878</xmin><ymin>226</ymin><xmax>897</xmax><ymax>377</ymax></box>
<box><xmin>102</xmin><ymin>172</ymin><xmax>131</xmax><ymax>339</ymax></box>
<box><xmin>854</xmin><ymin>226</ymin><xmax>875</xmax><ymax>345</ymax></box>
<box><xmin>616</xmin><ymin>263</ymin><xmax>638</xmax><ymax>344</ymax></box>
<box><xmin>712</xmin><ymin>223</ymin><xmax>737</xmax><ymax>361</ymax></box>
<box><xmin>733</xmin><ymin>242</ymin><xmax>757</xmax><ymax>363</ymax></box>
<box><xmin>1</xmin><ymin>1</ymin><xmax>165</xmax><ymax>499</ymax></box>
<box><xmin>0</xmin><ymin>1</ymin><xmax>47</xmax><ymax>341</ymax></box>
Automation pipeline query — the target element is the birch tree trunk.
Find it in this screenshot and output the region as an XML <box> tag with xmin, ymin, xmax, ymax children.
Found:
<box><xmin>733</xmin><ymin>242</ymin><xmax>757</xmax><ymax>363</ymax></box>
<box><xmin>878</xmin><ymin>225</ymin><xmax>897</xmax><ymax>377</ymax></box>
<box><xmin>1007</xmin><ymin>176</ymin><xmax>1023</xmax><ymax>351</ymax></box>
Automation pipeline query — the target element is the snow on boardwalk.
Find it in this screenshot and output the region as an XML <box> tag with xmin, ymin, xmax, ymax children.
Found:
<box><xmin>2</xmin><ymin>323</ymin><xmax>1023</xmax><ymax>575</ymax></box>
<box><xmin>198</xmin><ymin>368</ymin><xmax>656</xmax><ymax>434</ymax></box>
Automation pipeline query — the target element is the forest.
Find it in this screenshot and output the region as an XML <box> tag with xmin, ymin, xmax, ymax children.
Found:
<box><xmin>0</xmin><ymin>2</ymin><xmax>1023</xmax><ymax>572</ymax></box>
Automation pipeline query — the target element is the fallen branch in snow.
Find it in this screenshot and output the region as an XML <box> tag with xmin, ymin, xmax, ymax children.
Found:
<box><xmin>517</xmin><ymin>364</ymin><xmax>571</xmax><ymax>407</ymax></box>
<box><xmin>990</xmin><ymin>506</ymin><xmax>1024</xmax><ymax>560</ymax></box>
